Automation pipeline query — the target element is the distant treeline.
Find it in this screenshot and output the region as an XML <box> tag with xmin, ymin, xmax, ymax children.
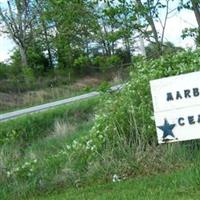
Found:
<box><xmin>0</xmin><ymin>0</ymin><xmax>199</xmax><ymax>74</ymax></box>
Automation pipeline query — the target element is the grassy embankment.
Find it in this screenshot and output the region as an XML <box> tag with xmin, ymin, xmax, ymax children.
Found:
<box><xmin>0</xmin><ymin>97</ymin><xmax>99</xmax><ymax>200</ymax></box>
<box><xmin>1</xmin><ymin>93</ymin><xmax>200</xmax><ymax>200</ymax></box>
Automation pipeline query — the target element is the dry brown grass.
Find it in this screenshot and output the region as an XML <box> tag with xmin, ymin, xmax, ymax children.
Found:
<box><xmin>0</xmin><ymin>75</ymin><xmax>104</xmax><ymax>113</ymax></box>
<box><xmin>52</xmin><ymin>120</ymin><xmax>76</xmax><ymax>138</ymax></box>
<box><xmin>0</xmin><ymin>68</ymin><xmax>128</xmax><ymax>113</ymax></box>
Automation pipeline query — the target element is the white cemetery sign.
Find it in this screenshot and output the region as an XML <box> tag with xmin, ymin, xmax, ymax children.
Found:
<box><xmin>150</xmin><ymin>71</ymin><xmax>200</xmax><ymax>144</ymax></box>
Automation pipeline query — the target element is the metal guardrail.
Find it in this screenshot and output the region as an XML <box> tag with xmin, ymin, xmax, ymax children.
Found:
<box><xmin>0</xmin><ymin>84</ymin><xmax>124</xmax><ymax>122</ymax></box>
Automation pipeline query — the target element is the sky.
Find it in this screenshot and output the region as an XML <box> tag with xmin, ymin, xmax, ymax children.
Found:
<box><xmin>157</xmin><ymin>2</ymin><xmax>197</xmax><ymax>48</ymax></box>
<box><xmin>0</xmin><ymin>0</ymin><xmax>15</xmax><ymax>62</ymax></box>
<box><xmin>0</xmin><ymin>0</ymin><xmax>198</xmax><ymax>62</ymax></box>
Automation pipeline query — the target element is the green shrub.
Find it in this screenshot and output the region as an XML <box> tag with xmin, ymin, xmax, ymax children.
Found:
<box><xmin>0</xmin><ymin>63</ymin><xmax>9</xmax><ymax>80</ymax></box>
<box><xmin>97</xmin><ymin>81</ymin><xmax>111</xmax><ymax>92</ymax></box>
<box><xmin>73</xmin><ymin>55</ymin><xmax>91</xmax><ymax>74</ymax></box>
<box><xmin>93</xmin><ymin>55</ymin><xmax>122</xmax><ymax>72</ymax></box>
<box><xmin>92</xmin><ymin>49</ymin><xmax>200</xmax><ymax>145</ymax></box>
<box><xmin>0</xmin><ymin>66</ymin><xmax>37</xmax><ymax>93</ymax></box>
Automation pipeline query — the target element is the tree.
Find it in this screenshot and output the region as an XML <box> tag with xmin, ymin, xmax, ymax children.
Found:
<box><xmin>191</xmin><ymin>0</ymin><xmax>200</xmax><ymax>27</ymax></box>
<box><xmin>46</xmin><ymin>0</ymin><xmax>98</xmax><ymax>68</ymax></box>
<box><xmin>0</xmin><ymin>0</ymin><xmax>37</xmax><ymax>66</ymax></box>
<box><xmin>179</xmin><ymin>0</ymin><xmax>200</xmax><ymax>46</ymax></box>
<box><xmin>92</xmin><ymin>0</ymin><xmax>137</xmax><ymax>60</ymax></box>
<box><xmin>145</xmin><ymin>41</ymin><xmax>184</xmax><ymax>59</ymax></box>
<box><xmin>134</xmin><ymin>0</ymin><xmax>172</xmax><ymax>55</ymax></box>
<box><xmin>35</xmin><ymin>0</ymin><xmax>54</xmax><ymax>69</ymax></box>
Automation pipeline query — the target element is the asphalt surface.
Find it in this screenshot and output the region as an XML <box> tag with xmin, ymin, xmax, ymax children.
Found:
<box><xmin>0</xmin><ymin>84</ymin><xmax>123</xmax><ymax>122</ymax></box>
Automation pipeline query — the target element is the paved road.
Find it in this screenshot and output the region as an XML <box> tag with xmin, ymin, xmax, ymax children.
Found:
<box><xmin>0</xmin><ymin>84</ymin><xmax>123</xmax><ymax>122</ymax></box>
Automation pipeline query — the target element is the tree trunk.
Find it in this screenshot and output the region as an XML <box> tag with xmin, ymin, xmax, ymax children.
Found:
<box><xmin>191</xmin><ymin>0</ymin><xmax>200</xmax><ymax>27</ymax></box>
<box><xmin>42</xmin><ymin>21</ymin><xmax>53</xmax><ymax>69</ymax></box>
<box><xmin>124</xmin><ymin>37</ymin><xmax>132</xmax><ymax>62</ymax></box>
<box><xmin>135</xmin><ymin>0</ymin><xmax>162</xmax><ymax>54</ymax></box>
<box><xmin>191</xmin><ymin>1</ymin><xmax>200</xmax><ymax>46</ymax></box>
<box><xmin>19</xmin><ymin>46</ymin><xmax>28</xmax><ymax>66</ymax></box>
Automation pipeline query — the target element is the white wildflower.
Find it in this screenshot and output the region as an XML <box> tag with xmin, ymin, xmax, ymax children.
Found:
<box><xmin>86</xmin><ymin>146</ymin><xmax>90</xmax><ymax>150</ymax></box>
<box><xmin>112</xmin><ymin>174</ymin><xmax>120</xmax><ymax>183</ymax></box>
<box><xmin>15</xmin><ymin>167</ymin><xmax>19</xmax><ymax>172</ymax></box>
<box><xmin>98</xmin><ymin>135</ymin><xmax>104</xmax><ymax>139</ymax></box>
<box><xmin>28</xmin><ymin>172</ymin><xmax>32</xmax><ymax>177</ymax></box>
<box><xmin>91</xmin><ymin>145</ymin><xmax>96</xmax><ymax>151</ymax></box>
<box><xmin>7</xmin><ymin>171</ymin><xmax>11</xmax><ymax>178</ymax></box>
<box><xmin>72</xmin><ymin>140</ymin><xmax>78</xmax><ymax>148</ymax></box>
<box><xmin>86</xmin><ymin>140</ymin><xmax>92</xmax><ymax>146</ymax></box>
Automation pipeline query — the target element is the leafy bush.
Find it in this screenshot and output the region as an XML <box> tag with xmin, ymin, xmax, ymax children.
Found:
<box><xmin>73</xmin><ymin>55</ymin><xmax>91</xmax><ymax>74</ymax></box>
<box><xmin>93</xmin><ymin>55</ymin><xmax>122</xmax><ymax>72</ymax></box>
<box><xmin>97</xmin><ymin>81</ymin><xmax>111</xmax><ymax>92</ymax></box>
<box><xmin>73</xmin><ymin>55</ymin><xmax>122</xmax><ymax>74</ymax></box>
<box><xmin>145</xmin><ymin>42</ymin><xmax>184</xmax><ymax>59</ymax></box>
<box><xmin>92</xmin><ymin>49</ymin><xmax>200</xmax><ymax>145</ymax></box>
<box><xmin>115</xmin><ymin>49</ymin><xmax>131</xmax><ymax>63</ymax></box>
<box><xmin>0</xmin><ymin>66</ymin><xmax>72</xmax><ymax>93</ymax></box>
<box><xmin>0</xmin><ymin>63</ymin><xmax>9</xmax><ymax>80</ymax></box>
<box><xmin>10</xmin><ymin>47</ymin><xmax>49</xmax><ymax>71</ymax></box>
<box><xmin>0</xmin><ymin>64</ymin><xmax>37</xmax><ymax>92</ymax></box>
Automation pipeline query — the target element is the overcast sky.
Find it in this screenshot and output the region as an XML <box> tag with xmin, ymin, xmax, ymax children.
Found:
<box><xmin>0</xmin><ymin>1</ymin><xmax>198</xmax><ymax>62</ymax></box>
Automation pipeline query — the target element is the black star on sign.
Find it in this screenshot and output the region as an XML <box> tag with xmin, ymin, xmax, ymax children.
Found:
<box><xmin>157</xmin><ymin>119</ymin><xmax>176</xmax><ymax>140</ymax></box>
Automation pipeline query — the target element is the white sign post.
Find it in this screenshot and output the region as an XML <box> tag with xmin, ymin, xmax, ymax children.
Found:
<box><xmin>150</xmin><ymin>71</ymin><xmax>200</xmax><ymax>144</ymax></box>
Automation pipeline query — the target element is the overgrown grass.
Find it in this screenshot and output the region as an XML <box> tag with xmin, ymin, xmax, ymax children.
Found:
<box><xmin>0</xmin><ymin>97</ymin><xmax>99</xmax><ymax>145</ymax></box>
<box><xmin>0</xmin><ymin>97</ymin><xmax>100</xmax><ymax>200</ymax></box>
<box><xmin>0</xmin><ymin>78</ymin><xmax>100</xmax><ymax>114</ymax></box>
<box><xmin>30</xmin><ymin>165</ymin><xmax>200</xmax><ymax>200</ymax></box>
<box><xmin>0</xmin><ymin>122</ymin><xmax>94</xmax><ymax>200</ymax></box>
